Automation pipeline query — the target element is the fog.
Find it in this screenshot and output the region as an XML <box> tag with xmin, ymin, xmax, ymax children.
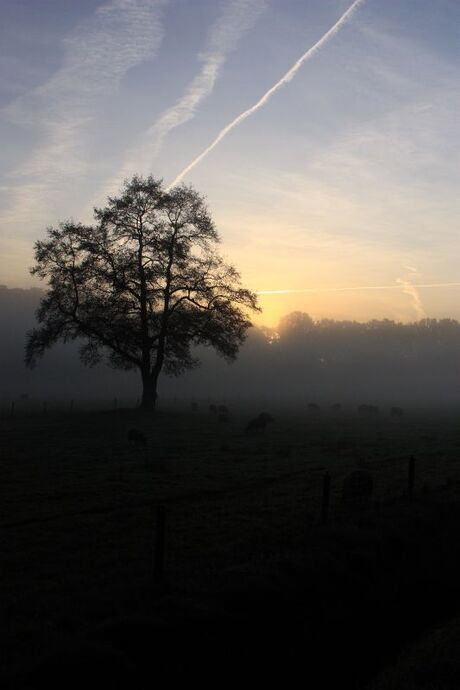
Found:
<box><xmin>1</xmin><ymin>285</ymin><xmax>459</xmax><ymax>407</ymax></box>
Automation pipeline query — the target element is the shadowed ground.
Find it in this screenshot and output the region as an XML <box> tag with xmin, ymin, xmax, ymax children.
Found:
<box><xmin>1</xmin><ymin>406</ymin><xmax>460</xmax><ymax>687</ymax></box>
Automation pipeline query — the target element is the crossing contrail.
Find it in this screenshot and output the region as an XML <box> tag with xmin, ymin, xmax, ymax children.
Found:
<box><xmin>167</xmin><ymin>0</ymin><xmax>366</xmax><ymax>189</ymax></box>
<box><xmin>97</xmin><ymin>0</ymin><xmax>267</xmax><ymax>202</ymax></box>
<box><xmin>256</xmin><ymin>282</ymin><xmax>460</xmax><ymax>295</ymax></box>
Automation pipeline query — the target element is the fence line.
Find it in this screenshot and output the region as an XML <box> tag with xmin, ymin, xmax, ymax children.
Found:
<box><xmin>2</xmin><ymin>447</ymin><xmax>457</xmax><ymax>589</ymax></box>
<box><xmin>0</xmin><ymin>455</ymin><xmax>435</xmax><ymax>534</ymax></box>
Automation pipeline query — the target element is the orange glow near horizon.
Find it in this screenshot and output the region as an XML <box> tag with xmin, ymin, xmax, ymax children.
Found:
<box><xmin>250</xmin><ymin>285</ymin><xmax>460</xmax><ymax>329</ymax></box>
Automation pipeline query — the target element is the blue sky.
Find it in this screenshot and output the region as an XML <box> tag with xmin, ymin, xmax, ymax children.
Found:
<box><xmin>1</xmin><ymin>0</ymin><xmax>459</xmax><ymax>326</ymax></box>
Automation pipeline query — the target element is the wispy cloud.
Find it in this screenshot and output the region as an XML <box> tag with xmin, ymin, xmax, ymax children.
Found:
<box><xmin>102</xmin><ymin>0</ymin><xmax>268</xmax><ymax>196</ymax></box>
<box><xmin>0</xmin><ymin>0</ymin><xmax>167</xmax><ymax>227</ymax></box>
<box><xmin>167</xmin><ymin>0</ymin><xmax>366</xmax><ymax>188</ymax></box>
<box><xmin>396</xmin><ymin>265</ymin><xmax>427</xmax><ymax>319</ymax></box>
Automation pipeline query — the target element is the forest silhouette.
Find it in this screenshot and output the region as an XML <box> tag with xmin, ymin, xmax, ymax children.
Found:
<box><xmin>1</xmin><ymin>284</ymin><xmax>459</xmax><ymax>407</ymax></box>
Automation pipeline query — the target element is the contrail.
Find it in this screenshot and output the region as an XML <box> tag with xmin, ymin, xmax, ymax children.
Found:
<box><xmin>167</xmin><ymin>0</ymin><xmax>366</xmax><ymax>189</ymax></box>
<box><xmin>144</xmin><ymin>0</ymin><xmax>268</xmax><ymax>160</ymax></box>
<box><xmin>98</xmin><ymin>0</ymin><xmax>267</xmax><ymax>200</ymax></box>
<box><xmin>397</xmin><ymin>266</ymin><xmax>426</xmax><ymax>319</ymax></box>
<box><xmin>257</xmin><ymin>282</ymin><xmax>460</xmax><ymax>295</ymax></box>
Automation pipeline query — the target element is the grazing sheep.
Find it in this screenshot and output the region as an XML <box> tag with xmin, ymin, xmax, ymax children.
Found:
<box><xmin>391</xmin><ymin>406</ymin><xmax>404</xmax><ymax>418</ymax></box>
<box><xmin>342</xmin><ymin>470</ymin><xmax>374</xmax><ymax>511</ymax></box>
<box><xmin>128</xmin><ymin>428</ymin><xmax>147</xmax><ymax>448</ymax></box>
<box><xmin>244</xmin><ymin>412</ymin><xmax>274</xmax><ymax>433</ymax></box>
<box><xmin>358</xmin><ymin>404</ymin><xmax>379</xmax><ymax>418</ymax></box>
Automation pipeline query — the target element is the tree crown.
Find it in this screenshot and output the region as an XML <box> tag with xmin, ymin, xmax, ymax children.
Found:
<box><xmin>26</xmin><ymin>175</ymin><xmax>260</xmax><ymax>381</ymax></box>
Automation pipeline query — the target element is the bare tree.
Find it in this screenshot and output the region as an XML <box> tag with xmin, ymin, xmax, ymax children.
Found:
<box><xmin>26</xmin><ymin>175</ymin><xmax>259</xmax><ymax>410</ymax></box>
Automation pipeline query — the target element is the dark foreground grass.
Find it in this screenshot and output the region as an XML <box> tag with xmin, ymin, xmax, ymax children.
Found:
<box><xmin>1</xmin><ymin>406</ymin><xmax>460</xmax><ymax>688</ymax></box>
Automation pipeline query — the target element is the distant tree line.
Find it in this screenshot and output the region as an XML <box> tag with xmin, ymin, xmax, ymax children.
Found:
<box><xmin>243</xmin><ymin>311</ymin><xmax>460</xmax><ymax>403</ymax></box>
<box><xmin>1</xmin><ymin>287</ymin><xmax>459</xmax><ymax>405</ymax></box>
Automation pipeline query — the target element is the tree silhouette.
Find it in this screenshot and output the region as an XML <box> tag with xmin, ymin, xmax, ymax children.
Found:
<box><xmin>278</xmin><ymin>311</ymin><xmax>314</xmax><ymax>340</ymax></box>
<box><xmin>26</xmin><ymin>175</ymin><xmax>259</xmax><ymax>409</ymax></box>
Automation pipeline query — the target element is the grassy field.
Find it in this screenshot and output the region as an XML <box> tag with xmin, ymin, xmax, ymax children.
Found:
<box><xmin>2</xmin><ymin>404</ymin><xmax>460</xmax><ymax>687</ymax></box>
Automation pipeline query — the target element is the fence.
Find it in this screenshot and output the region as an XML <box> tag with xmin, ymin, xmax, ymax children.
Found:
<box><xmin>2</xmin><ymin>448</ymin><xmax>457</xmax><ymax>589</ymax></box>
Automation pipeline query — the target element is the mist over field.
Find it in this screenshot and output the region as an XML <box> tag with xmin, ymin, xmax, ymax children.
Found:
<box><xmin>2</xmin><ymin>284</ymin><xmax>459</xmax><ymax>408</ymax></box>
<box><xmin>2</xmin><ymin>0</ymin><xmax>460</xmax><ymax>686</ymax></box>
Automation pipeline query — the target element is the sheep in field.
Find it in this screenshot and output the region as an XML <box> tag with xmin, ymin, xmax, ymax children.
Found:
<box><xmin>358</xmin><ymin>404</ymin><xmax>379</xmax><ymax>418</ymax></box>
<box><xmin>244</xmin><ymin>412</ymin><xmax>274</xmax><ymax>433</ymax></box>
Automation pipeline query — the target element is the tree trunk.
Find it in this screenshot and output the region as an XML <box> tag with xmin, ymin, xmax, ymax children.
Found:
<box><xmin>141</xmin><ymin>371</ymin><xmax>158</xmax><ymax>411</ymax></box>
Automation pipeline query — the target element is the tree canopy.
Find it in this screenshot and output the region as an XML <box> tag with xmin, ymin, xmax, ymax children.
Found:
<box><xmin>26</xmin><ymin>175</ymin><xmax>259</xmax><ymax>408</ymax></box>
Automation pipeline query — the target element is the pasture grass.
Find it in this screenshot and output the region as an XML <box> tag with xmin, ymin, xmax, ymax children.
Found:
<box><xmin>1</xmin><ymin>404</ymin><xmax>460</xmax><ymax>687</ymax></box>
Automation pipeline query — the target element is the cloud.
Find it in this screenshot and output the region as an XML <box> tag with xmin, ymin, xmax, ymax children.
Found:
<box><xmin>0</xmin><ymin>0</ymin><xmax>167</xmax><ymax>227</ymax></box>
<box><xmin>167</xmin><ymin>0</ymin><xmax>366</xmax><ymax>188</ymax></box>
<box><xmin>151</xmin><ymin>0</ymin><xmax>268</xmax><ymax>152</ymax></box>
<box><xmin>396</xmin><ymin>265</ymin><xmax>426</xmax><ymax>320</ymax></box>
<box><xmin>100</xmin><ymin>0</ymin><xmax>268</xmax><ymax>198</ymax></box>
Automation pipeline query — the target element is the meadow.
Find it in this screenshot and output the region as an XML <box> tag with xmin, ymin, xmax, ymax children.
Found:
<box><xmin>2</xmin><ymin>401</ymin><xmax>460</xmax><ymax>688</ymax></box>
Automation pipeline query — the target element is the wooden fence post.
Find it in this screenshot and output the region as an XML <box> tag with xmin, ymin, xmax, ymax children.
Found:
<box><xmin>408</xmin><ymin>456</ymin><xmax>415</xmax><ymax>502</ymax></box>
<box><xmin>321</xmin><ymin>471</ymin><xmax>331</xmax><ymax>525</ymax></box>
<box><xmin>153</xmin><ymin>505</ymin><xmax>166</xmax><ymax>586</ymax></box>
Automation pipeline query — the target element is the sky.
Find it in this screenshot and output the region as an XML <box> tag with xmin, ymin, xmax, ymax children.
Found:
<box><xmin>0</xmin><ymin>0</ymin><xmax>459</xmax><ymax>327</ymax></box>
